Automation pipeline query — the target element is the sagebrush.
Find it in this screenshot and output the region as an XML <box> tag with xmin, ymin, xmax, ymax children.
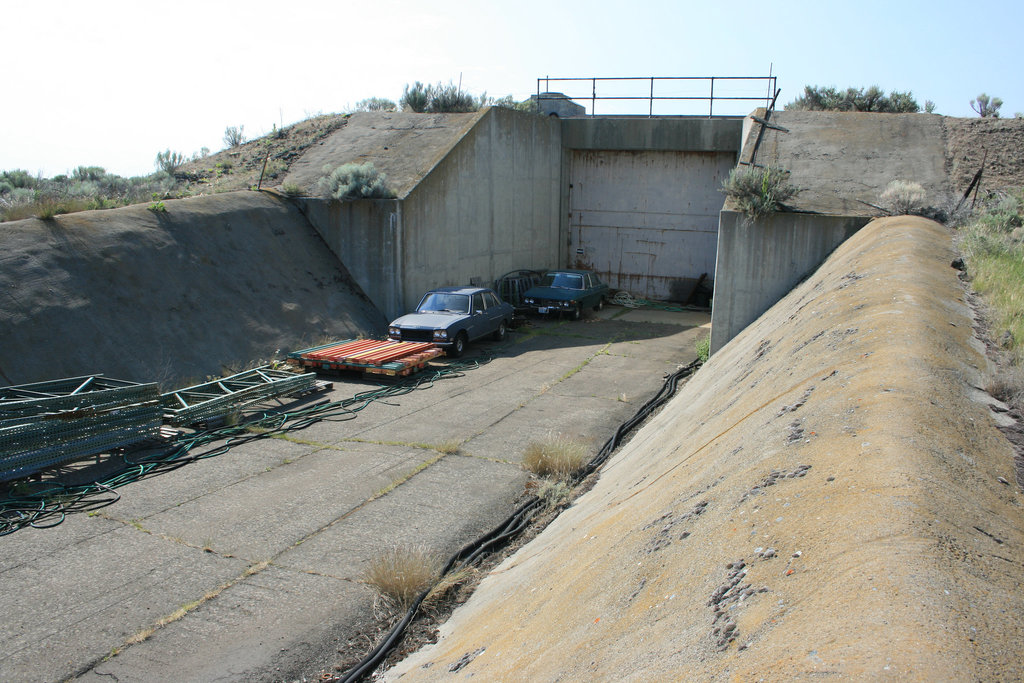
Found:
<box><xmin>971</xmin><ymin>93</ymin><xmax>1003</xmax><ymax>118</ymax></box>
<box><xmin>223</xmin><ymin>125</ymin><xmax>246</xmax><ymax>147</ymax></box>
<box><xmin>355</xmin><ymin>97</ymin><xmax>397</xmax><ymax>112</ymax></box>
<box><xmin>155</xmin><ymin>150</ymin><xmax>185</xmax><ymax>174</ymax></box>
<box><xmin>318</xmin><ymin>162</ymin><xmax>394</xmax><ymax>200</ymax></box>
<box><xmin>879</xmin><ymin>180</ymin><xmax>927</xmax><ymax>215</ymax></box>
<box><xmin>721</xmin><ymin>166</ymin><xmax>800</xmax><ymax>220</ymax></box>
<box><xmin>786</xmin><ymin>85</ymin><xmax>921</xmax><ymax>113</ymax></box>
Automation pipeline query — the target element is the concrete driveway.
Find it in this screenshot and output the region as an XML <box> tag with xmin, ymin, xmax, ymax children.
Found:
<box><xmin>0</xmin><ymin>306</ymin><xmax>707</xmax><ymax>683</ymax></box>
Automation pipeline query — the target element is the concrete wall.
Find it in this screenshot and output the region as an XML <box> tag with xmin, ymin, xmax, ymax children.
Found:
<box><xmin>399</xmin><ymin>106</ymin><xmax>562</xmax><ymax>313</ymax></box>
<box><xmin>561</xmin><ymin>116</ymin><xmax>742</xmax><ymax>152</ymax></box>
<box><xmin>710</xmin><ymin>210</ymin><xmax>870</xmax><ymax>353</ymax></box>
<box><xmin>293</xmin><ymin>197</ymin><xmax>401</xmax><ymax>319</ymax></box>
<box><xmin>296</xmin><ymin>107</ymin><xmax>562</xmax><ymax>320</ymax></box>
<box><xmin>561</xmin><ymin>117</ymin><xmax>742</xmax><ymax>298</ymax></box>
<box><xmin>568</xmin><ymin>149</ymin><xmax>734</xmax><ymax>299</ymax></box>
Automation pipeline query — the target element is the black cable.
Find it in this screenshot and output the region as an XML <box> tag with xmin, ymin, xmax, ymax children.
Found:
<box><xmin>337</xmin><ymin>358</ymin><xmax>701</xmax><ymax>682</ymax></box>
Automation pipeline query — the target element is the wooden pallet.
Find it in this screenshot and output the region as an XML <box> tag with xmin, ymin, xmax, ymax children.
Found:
<box><xmin>289</xmin><ymin>340</ymin><xmax>444</xmax><ymax>377</ymax></box>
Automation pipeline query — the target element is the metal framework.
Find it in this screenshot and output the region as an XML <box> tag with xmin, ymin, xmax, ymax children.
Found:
<box><xmin>536</xmin><ymin>75</ymin><xmax>778</xmax><ymax>117</ymax></box>
<box><xmin>0</xmin><ymin>376</ymin><xmax>162</xmax><ymax>482</ymax></box>
<box><xmin>160</xmin><ymin>366</ymin><xmax>317</xmax><ymax>426</ymax></box>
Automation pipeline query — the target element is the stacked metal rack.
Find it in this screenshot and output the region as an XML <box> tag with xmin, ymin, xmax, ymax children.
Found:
<box><xmin>160</xmin><ymin>366</ymin><xmax>318</xmax><ymax>426</ymax></box>
<box><xmin>0</xmin><ymin>376</ymin><xmax>162</xmax><ymax>482</ymax></box>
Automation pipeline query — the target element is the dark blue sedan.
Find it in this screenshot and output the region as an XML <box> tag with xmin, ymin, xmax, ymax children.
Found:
<box><xmin>387</xmin><ymin>287</ymin><xmax>515</xmax><ymax>357</ymax></box>
<box><xmin>522</xmin><ymin>269</ymin><xmax>610</xmax><ymax>320</ymax></box>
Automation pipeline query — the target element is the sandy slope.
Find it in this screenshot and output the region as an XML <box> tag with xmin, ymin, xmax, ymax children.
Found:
<box><xmin>386</xmin><ymin>216</ymin><xmax>1024</xmax><ymax>680</ymax></box>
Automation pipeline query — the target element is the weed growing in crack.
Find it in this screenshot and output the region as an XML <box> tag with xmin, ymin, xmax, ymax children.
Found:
<box><xmin>523</xmin><ymin>434</ymin><xmax>588</xmax><ymax>479</ymax></box>
<box><xmin>362</xmin><ymin>545</ymin><xmax>440</xmax><ymax>611</ymax></box>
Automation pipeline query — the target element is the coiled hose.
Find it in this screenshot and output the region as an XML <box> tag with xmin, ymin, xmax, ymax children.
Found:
<box><xmin>338</xmin><ymin>357</ymin><xmax>702</xmax><ymax>682</ymax></box>
<box><xmin>611</xmin><ymin>290</ymin><xmax>705</xmax><ymax>312</ymax></box>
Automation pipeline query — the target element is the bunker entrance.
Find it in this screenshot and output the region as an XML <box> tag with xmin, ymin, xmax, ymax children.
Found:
<box><xmin>567</xmin><ymin>149</ymin><xmax>734</xmax><ymax>302</ymax></box>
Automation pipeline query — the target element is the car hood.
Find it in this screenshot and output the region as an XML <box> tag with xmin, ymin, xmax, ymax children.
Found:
<box><xmin>390</xmin><ymin>311</ymin><xmax>468</xmax><ymax>328</ymax></box>
<box><xmin>524</xmin><ymin>286</ymin><xmax>581</xmax><ymax>301</ymax></box>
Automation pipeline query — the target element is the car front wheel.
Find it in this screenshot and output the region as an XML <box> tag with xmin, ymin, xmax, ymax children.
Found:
<box><xmin>492</xmin><ymin>320</ymin><xmax>507</xmax><ymax>341</ymax></box>
<box><xmin>571</xmin><ymin>305</ymin><xmax>582</xmax><ymax>321</ymax></box>
<box><xmin>450</xmin><ymin>332</ymin><xmax>468</xmax><ymax>357</ymax></box>
<box><xmin>594</xmin><ymin>297</ymin><xmax>604</xmax><ymax>312</ymax></box>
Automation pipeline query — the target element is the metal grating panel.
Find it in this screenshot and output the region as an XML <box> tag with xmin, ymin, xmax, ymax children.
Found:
<box><xmin>0</xmin><ymin>376</ymin><xmax>162</xmax><ymax>482</ymax></box>
<box><xmin>160</xmin><ymin>366</ymin><xmax>317</xmax><ymax>426</ymax></box>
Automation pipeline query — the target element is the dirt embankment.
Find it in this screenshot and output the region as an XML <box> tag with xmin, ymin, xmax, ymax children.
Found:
<box><xmin>386</xmin><ymin>216</ymin><xmax>1024</xmax><ymax>680</ymax></box>
<box><xmin>945</xmin><ymin>116</ymin><xmax>1024</xmax><ymax>196</ymax></box>
<box><xmin>0</xmin><ymin>191</ymin><xmax>384</xmax><ymax>388</ymax></box>
<box><xmin>172</xmin><ymin>114</ymin><xmax>350</xmax><ymax>195</ymax></box>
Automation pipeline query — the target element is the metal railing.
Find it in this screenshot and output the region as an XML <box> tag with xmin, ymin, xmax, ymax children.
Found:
<box><xmin>536</xmin><ymin>75</ymin><xmax>777</xmax><ymax>117</ymax></box>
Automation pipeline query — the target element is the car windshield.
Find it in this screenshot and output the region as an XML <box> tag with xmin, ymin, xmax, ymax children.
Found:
<box><xmin>417</xmin><ymin>292</ymin><xmax>470</xmax><ymax>313</ymax></box>
<box><xmin>540</xmin><ymin>273</ymin><xmax>584</xmax><ymax>289</ymax></box>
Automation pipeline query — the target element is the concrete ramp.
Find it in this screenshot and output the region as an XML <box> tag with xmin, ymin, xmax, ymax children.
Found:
<box><xmin>0</xmin><ymin>192</ymin><xmax>385</xmax><ymax>388</ymax></box>
<box><xmin>387</xmin><ymin>216</ymin><xmax>1024</xmax><ymax>680</ymax></box>
<box><xmin>282</xmin><ymin>111</ymin><xmax>483</xmax><ymax>198</ymax></box>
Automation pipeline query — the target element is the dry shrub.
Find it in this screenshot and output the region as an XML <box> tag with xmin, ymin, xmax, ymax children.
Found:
<box><xmin>880</xmin><ymin>180</ymin><xmax>927</xmax><ymax>215</ymax></box>
<box><xmin>988</xmin><ymin>367</ymin><xmax>1024</xmax><ymax>410</ymax></box>
<box><xmin>422</xmin><ymin>566</ymin><xmax>477</xmax><ymax>609</ymax></box>
<box><xmin>362</xmin><ymin>545</ymin><xmax>440</xmax><ymax>611</ymax></box>
<box><xmin>721</xmin><ymin>166</ymin><xmax>800</xmax><ymax>221</ymax></box>
<box><xmin>537</xmin><ymin>479</ymin><xmax>572</xmax><ymax>508</ymax></box>
<box><xmin>522</xmin><ymin>434</ymin><xmax>589</xmax><ymax>479</ymax></box>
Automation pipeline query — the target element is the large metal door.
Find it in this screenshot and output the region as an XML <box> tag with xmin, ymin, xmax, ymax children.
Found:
<box><xmin>568</xmin><ymin>149</ymin><xmax>734</xmax><ymax>300</ymax></box>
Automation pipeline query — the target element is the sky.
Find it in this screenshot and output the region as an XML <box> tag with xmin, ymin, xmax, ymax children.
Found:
<box><xmin>4</xmin><ymin>0</ymin><xmax>1022</xmax><ymax>178</ymax></box>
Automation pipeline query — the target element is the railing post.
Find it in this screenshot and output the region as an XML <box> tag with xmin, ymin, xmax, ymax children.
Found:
<box><xmin>591</xmin><ymin>78</ymin><xmax>597</xmax><ymax>116</ymax></box>
<box><xmin>709</xmin><ymin>77</ymin><xmax>714</xmax><ymax>118</ymax></box>
<box><xmin>649</xmin><ymin>77</ymin><xmax>654</xmax><ymax>117</ymax></box>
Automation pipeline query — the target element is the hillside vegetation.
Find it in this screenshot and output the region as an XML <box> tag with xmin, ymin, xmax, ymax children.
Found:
<box><xmin>0</xmin><ymin>114</ymin><xmax>350</xmax><ymax>222</ymax></box>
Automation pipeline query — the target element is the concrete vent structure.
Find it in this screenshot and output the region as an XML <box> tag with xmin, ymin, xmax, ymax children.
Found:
<box><xmin>531</xmin><ymin>92</ymin><xmax>586</xmax><ymax>117</ymax></box>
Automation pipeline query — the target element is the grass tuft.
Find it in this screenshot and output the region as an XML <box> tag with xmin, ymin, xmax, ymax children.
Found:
<box><xmin>721</xmin><ymin>166</ymin><xmax>800</xmax><ymax>221</ymax></box>
<box><xmin>362</xmin><ymin>545</ymin><xmax>440</xmax><ymax>611</ymax></box>
<box><xmin>522</xmin><ymin>434</ymin><xmax>589</xmax><ymax>479</ymax></box>
<box><xmin>695</xmin><ymin>334</ymin><xmax>710</xmax><ymax>363</ymax></box>
<box><xmin>422</xmin><ymin>566</ymin><xmax>477</xmax><ymax>609</ymax></box>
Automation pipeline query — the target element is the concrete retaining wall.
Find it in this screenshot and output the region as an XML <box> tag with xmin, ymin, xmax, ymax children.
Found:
<box><xmin>710</xmin><ymin>210</ymin><xmax>870</xmax><ymax>353</ymax></box>
<box><xmin>561</xmin><ymin>117</ymin><xmax>742</xmax><ymax>299</ymax></box>
<box><xmin>561</xmin><ymin>116</ymin><xmax>742</xmax><ymax>152</ymax></box>
<box><xmin>400</xmin><ymin>107</ymin><xmax>562</xmax><ymax>314</ymax></box>
<box><xmin>293</xmin><ymin>198</ymin><xmax>402</xmax><ymax>322</ymax></box>
<box><xmin>300</xmin><ymin>108</ymin><xmax>562</xmax><ymax>320</ymax></box>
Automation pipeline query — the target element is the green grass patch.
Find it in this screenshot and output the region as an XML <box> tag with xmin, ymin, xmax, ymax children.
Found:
<box><xmin>959</xmin><ymin>189</ymin><xmax>1024</xmax><ymax>360</ymax></box>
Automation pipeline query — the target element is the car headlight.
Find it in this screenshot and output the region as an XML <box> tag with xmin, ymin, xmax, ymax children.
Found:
<box><xmin>433</xmin><ymin>330</ymin><xmax>448</xmax><ymax>340</ymax></box>
<box><xmin>561</xmin><ymin>300</ymin><xmax>573</xmax><ymax>308</ymax></box>
<box><xmin>524</xmin><ymin>297</ymin><xmax>534</xmax><ymax>304</ymax></box>
<box><xmin>388</xmin><ymin>326</ymin><xmax>400</xmax><ymax>337</ymax></box>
